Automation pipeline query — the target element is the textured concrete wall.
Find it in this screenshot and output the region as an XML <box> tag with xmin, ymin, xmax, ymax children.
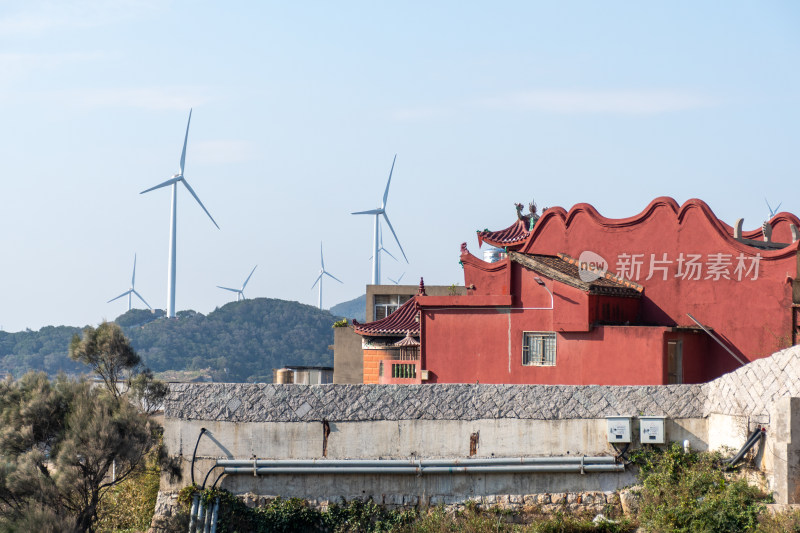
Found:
<box><xmin>165</xmin><ymin>345</ymin><xmax>800</xmax><ymax>423</ymax></box>
<box><xmin>164</xmin><ymin>382</ymin><xmax>705</xmax><ymax>422</ymax></box>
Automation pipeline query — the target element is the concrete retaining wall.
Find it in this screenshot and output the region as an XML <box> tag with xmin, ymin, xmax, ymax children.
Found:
<box><xmin>158</xmin><ymin>346</ymin><xmax>800</xmax><ymax>512</ymax></box>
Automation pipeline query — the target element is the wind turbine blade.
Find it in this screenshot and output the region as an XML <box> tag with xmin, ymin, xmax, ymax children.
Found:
<box><xmin>131</xmin><ymin>254</ymin><xmax>137</xmax><ymax>287</ymax></box>
<box><xmin>181</xmin><ymin>179</ymin><xmax>220</xmax><ymax>229</ymax></box>
<box><xmin>320</xmin><ymin>242</ymin><xmax>325</xmax><ymax>269</ymax></box>
<box><xmin>324</xmin><ymin>271</ymin><xmax>344</xmax><ymax>284</ymax></box>
<box><xmin>132</xmin><ymin>290</ymin><xmax>152</xmax><ymax>310</ymax></box>
<box><xmin>397</xmin><ymin>272</ymin><xmax>405</xmax><ymax>283</ymax></box>
<box><xmin>382</xmin><ymin>248</ymin><xmax>399</xmax><ymax>262</ymax></box>
<box><xmin>382</xmin><ymin>213</ymin><xmax>408</xmax><ymax>262</ymax></box>
<box><xmin>311</xmin><ymin>273</ymin><xmax>323</xmax><ymax>289</ymax></box>
<box><xmin>242</xmin><ymin>265</ymin><xmax>257</xmax><ymax>289</ymax></box>
<box><xmin>351</xmin><ymin>209</ymin><xmax>382</xmax><ymax>215</ymax></box>
<box><xmin>217</xmin><ymin>286</ymin><xmax>239</xmax><ymax>293</ymax></box>
<box><xmin>108</xmin><ymin>290</ymin><xmax>132</xmax><ymax>303</ymax></box>
<box><xmin>381</xmin><ymin>154</ymin><xmax>397</xmax><ymax>209</ymax></box>
<box><xmin>775</xmin><ymin>202</ymin><xmax>782</xmax><ymax>214</ymax></box>
<box><xmin>140</xmin><ymin>176</ymin><xmax>182</xmax><ymax>194</ymax></box>
<box><xmin>180</xmin><ymin>109</ymin><xmax>192</xmax><ymax>175</ymax></box>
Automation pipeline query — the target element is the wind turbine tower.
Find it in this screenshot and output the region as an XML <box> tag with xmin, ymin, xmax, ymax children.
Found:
<box><xmin>217</xmin><ymin>265</ymin><xmax>257</xmax><ymax>301</ymax></box>
<box><xmin>352</xmin><ymin>154</ymin><xmax>408</xmax><ymax>284</ymax></box>
<box><xmin>311</xmin><ymin>242</ymin><xmax>343</xmax><ymax>310</ymax></box>
<box><xmin>140</xmin><ymin>110</ymin><xmax>219</xmax><ymax>318</ymax></box>
<box><xmin>107</xmin><ymin>254</ymin><xmax>152</xmax><ymax>311</ymax></box>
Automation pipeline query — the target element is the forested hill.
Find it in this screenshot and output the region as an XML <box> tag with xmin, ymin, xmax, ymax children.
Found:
<box><xmin>0</xmin><ymin>298</ymin><xmax>341</xmax><ymax>383</ymax></box>
<box><xmin>329</xmin><ymin>293</ymin><xmax>366</xmax><ymax>322</ymax></box>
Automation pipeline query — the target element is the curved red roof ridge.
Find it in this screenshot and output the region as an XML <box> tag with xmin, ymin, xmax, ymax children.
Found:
<box><xmin>525</xmin><ymin>196</ymin><xmax>799</xmax><ymax>259</ymax></box>
<box><xmin>477</xmin><ymin>218</ymin><xmax>530</xmax><ymax>248</ymax></box>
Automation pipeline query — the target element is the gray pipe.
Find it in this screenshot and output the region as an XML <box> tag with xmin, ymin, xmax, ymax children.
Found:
<box><xmin>216</xmin><ymin>456</ymin><xmax>616</xmax><ymax>468</ymax></box>
<box><xmin>222</xmin><ymin>464</ymin><xmax>623</xmax><ymax>475</ymax></box>
<box><xmin>196</xmin><ymin>501</ymin><xmax>205</xmax><ymax>532</ymax></box>
<box><xmin>204</xmin><ymin>499</ymin><xmax>214</xmax><ymax>533</ymax></box>
<box><xmin>188</xmin><ymin>494</ymin><xmax>199</xmax><ymax>533</ymax></box>
<box><xmin>209</xmin><ymin>498</ymin><xmax>220</xmax><ymax>533</ymax></box>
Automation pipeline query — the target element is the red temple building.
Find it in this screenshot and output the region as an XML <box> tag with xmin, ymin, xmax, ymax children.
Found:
<box><xmin>354</xmin><ymin>197</ymin><xmax>800</xmax><ymax>386</ymax></box>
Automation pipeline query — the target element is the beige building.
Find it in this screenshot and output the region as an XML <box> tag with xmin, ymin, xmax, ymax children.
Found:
<box><xmin>333</xmin><ymin>281</ymin><xmax>465</xmax><ymax>384</ymax></box>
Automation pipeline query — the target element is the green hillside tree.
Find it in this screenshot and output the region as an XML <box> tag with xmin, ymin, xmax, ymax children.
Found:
<box><xmin>69</xmin><ymin>322</ymin><xmax>141</xmax><ymax>397</ymax></box>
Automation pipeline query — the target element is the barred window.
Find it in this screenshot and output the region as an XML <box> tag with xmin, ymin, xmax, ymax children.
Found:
<box><xmin>522</xmin><ymin>332</ymin><xmax>556</xmax><ymax>366</ymax></box>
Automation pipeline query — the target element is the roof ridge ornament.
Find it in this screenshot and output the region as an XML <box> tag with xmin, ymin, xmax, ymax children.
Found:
<box><xmin>418</xmin><ymin>277</ymin><xmax>427</xmax><ymax>296</ymax></box>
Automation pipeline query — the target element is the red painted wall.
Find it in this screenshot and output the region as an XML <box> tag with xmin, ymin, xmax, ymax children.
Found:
<box><xmin>422</xmin><ymin>312</ymin><xmax>673</xmax><ymax>385</ymax></box>
<box><xmin>419</xmin><ymin>198</ymin><xmax>798</xmax><ymax>385</ymax></box>
<box><xmin>519</xmin><ymin>198</ymin><xmax>797</xmax><ymax>374</ymax></box>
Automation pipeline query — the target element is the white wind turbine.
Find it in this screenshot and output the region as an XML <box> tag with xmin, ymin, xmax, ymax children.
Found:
<box><xmin>311</xmin><ymin>242</ymin><xmax>342</xmax><ymax>310</ymax></box>
<box><xmin>369</xmin><ymin>223</ymin><xmax>399</xmax><ymax>264</ymax></box>
<box><xmin>108</xmin><ymin>254</ymin><xmax>152</xmax><ymax>311</ymax></box>
<box><xmin>217</xmin><ymin>265</ymin><xmax>257</xmax><ymax>302</ymax></box>
<box><xmin>352</xmin><ymin>154</ymin><xmax>408</xmax><ymax>284</ymax></box>
<box><xmin>140</xmin><ymin>109</ymin><xmax>219</xmax><ymax>318</ymax></box>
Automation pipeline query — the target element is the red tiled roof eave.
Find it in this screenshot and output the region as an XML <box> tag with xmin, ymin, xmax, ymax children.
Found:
<box><xmin>352</xmin><ymin>297</ymin><xmax>420</xmax><ymax>337</ymax></box>
<box><xmin>477</xmin><ymin>218</ymin><xmax>531</xmax><ymax>249</ymax></box>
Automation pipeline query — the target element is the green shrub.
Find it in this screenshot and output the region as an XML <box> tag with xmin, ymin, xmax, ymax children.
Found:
<box><xmin>95</xmin><ymin>453</ymin><xmax>161</xmax><ymax>533</ymax></box>
<box><xmin>176</xmin><ymin>488</ymin><xmax>415</xmax><ymax>533</ymax></box>
<box><xmin>631</xmin><ymin>443</ymin><xmax>768</xmax><ymax>533</ymax></box>
<box><xmin>757</xmin><ymin>508</ymin><xmax>800</xmax><ymax>532</ymax></box>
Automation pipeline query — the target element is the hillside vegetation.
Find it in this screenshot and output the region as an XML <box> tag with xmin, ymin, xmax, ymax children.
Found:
<box><xmin>329</xmin><ymin>293</ymin><xmax>366</xmax><ymax>321</ymax></box>
<box><xmin>0</xmin><ymin>298</ymin><xmax>340</xmax><ymax>383</ymax></box>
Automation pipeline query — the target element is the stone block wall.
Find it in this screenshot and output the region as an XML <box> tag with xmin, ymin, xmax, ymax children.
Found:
<box><xmin>164</xmin><ymin>345</ymin><xmax>800</xmax><ymax>424</ymax></box>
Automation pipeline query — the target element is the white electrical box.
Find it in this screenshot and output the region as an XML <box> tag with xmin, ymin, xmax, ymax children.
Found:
<box><xmin>640</xmin><ymin>416</ymin><xmax>666</xmax><ymax>444</ymax></box>
<box><xmin>606</xmin><ymin>416</ymin><xmax>632</xmax><ymax>443</ymax></box>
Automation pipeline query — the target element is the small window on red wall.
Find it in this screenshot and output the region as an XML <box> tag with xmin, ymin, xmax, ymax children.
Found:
<box><xmin>522</xmin><ymin>332</ymin><xmax>556</xmax><ymax>366</ymax></box>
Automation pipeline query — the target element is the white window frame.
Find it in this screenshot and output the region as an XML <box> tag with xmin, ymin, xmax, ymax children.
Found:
<box><xmin>374</xmin><ymin>294</ymin><xmax>412</xmax><ymax>321</ymax></box>
<box><xmin>522</xmin><ymin>331</ymin><xmax>556</xmax><ymax>366</ymax></box>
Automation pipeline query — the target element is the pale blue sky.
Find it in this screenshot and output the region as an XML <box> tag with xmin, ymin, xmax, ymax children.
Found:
<box><xmin>1</xmin><ymin>1</ymin><xmax>798</xmax><ymax>331</ymax></box>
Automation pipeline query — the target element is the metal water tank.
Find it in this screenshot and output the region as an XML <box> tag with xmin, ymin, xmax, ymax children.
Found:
<box><xmin>483</xmin><ymin>247</ymin><xmax>507</xmax><ymax>263</ymax></box>
<box><xmin>275</xmin><ymin>368</ymin><xmax>293</xmax><ymax>384</ymax></box>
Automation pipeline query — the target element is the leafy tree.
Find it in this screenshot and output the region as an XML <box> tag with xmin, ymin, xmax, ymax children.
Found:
<box><xmin>0</xmin><ymin>372</ymin><xmax>157</xmax><ymax>532</ymax></box>
<box><xmin>68</xmin><ymin>322</ymin><xmax>167</xmax><ymax>413</ymax></box>
<box><xmin>130</xmin><ymin>368</ymin><xmax>169</xmax><ymax>416</ymax></box>
<box><xmin>69</xmin><ymin>322</ymin><xmax>140</xmax><ymax>397</ymax></box>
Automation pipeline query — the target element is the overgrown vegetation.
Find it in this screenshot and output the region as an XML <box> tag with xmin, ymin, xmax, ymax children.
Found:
<box><xmin>630</xmin><ymin>442</ymin><xmax>771</xmax><ymax>532</ymax></box>
<box><xmin>0</xmin><ymin>323</ymin><xmax>169</xmax><ymax>532</ymax></box>
<box><xmin>95</xmin><ymin>449</ymin><xmax>161</xmax><ymax>533</ymax></box>
<box><xmin>167</xmin><ymin>443</ymin><xmax>800</xmax><ymax>533</ymax></box>
<box><xmin>169</xmin><ymin>488</ymin><xmax>417</xmax><ymax>533</ymax></box>
<box><xmin>169</xmin><ymin>487</ymin><xmax>633</xmax><ymax>533</ymax></box>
